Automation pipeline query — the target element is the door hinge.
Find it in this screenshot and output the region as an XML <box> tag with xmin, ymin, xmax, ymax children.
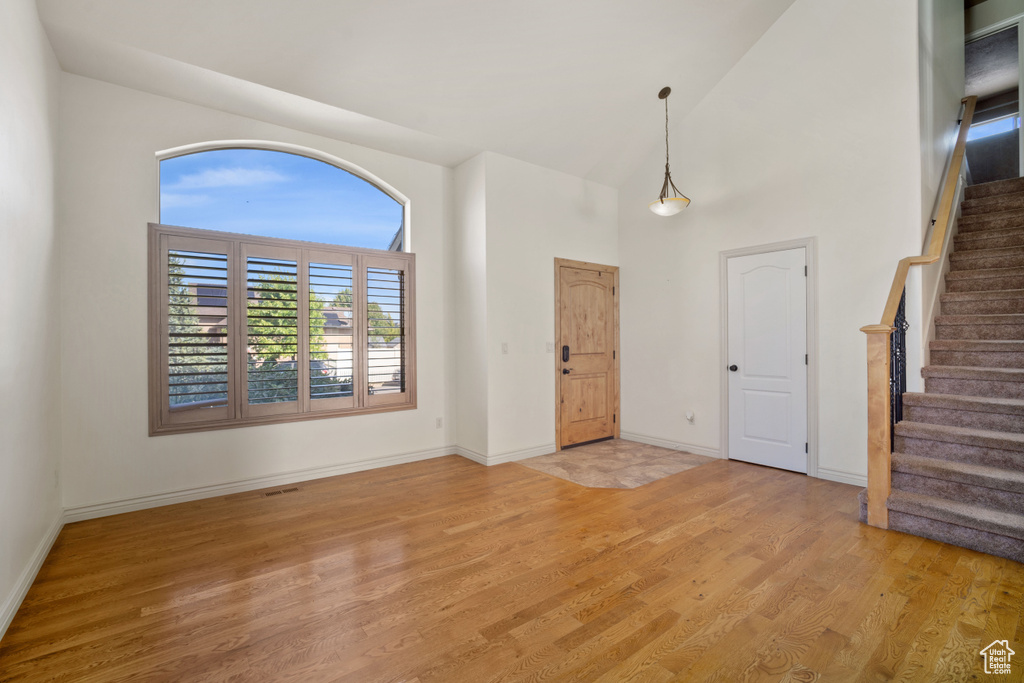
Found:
<box><xmin>805</xmin><ymin>354</ymin><xmax>808</xmax><ymax>365</ymax></box>
<box><xmin>612</xmin><ymin>286</ymin><xmax>616</xmax><ymax>295</ymax></box>
<box><xmin>805</xmin><ymin>442</ymin><xmax>808</xmax><ymax>453</ymax></box>
<box><xmin>613</xmin><ymin>350</ymin><xmax>616</xmax><ymax>359</ymax></box>
<box><xmin>804</xmin><ymin>265</ymin><xmax>807</xmax><ymax>276</ymax></box>
<box><xmin>613</xmin><ymin>414</ymin><xmax>616</xmax><ymax>423</ymax></box>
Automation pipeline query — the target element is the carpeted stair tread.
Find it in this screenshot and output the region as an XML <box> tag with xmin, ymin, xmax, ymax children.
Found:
<box><xmin>962</xmin><ymin>191</ymin><xmax>1024</xmax><ymax>216</ymax></box>
<box><xmin>949</xmin><ymin>245</ymin><xmax>1024</xmax><ymax>262</ymax></box>
<box><xmin>945</xmin><ymin>265</ymin><xmax>1024</xmax><ymax>279</ymax></box>
<box><xmin>954</xmin><ymin>226</ymin><xmax>1024</xmax><ymax>249</ymax></box>
<box><xmin>886</xmin><ymin>490</ymin><xmax>1024</xmax><ymax>542</ymax></box>
<box><xmin>928</xmin><ymin>339</ymin><xmax>1024</xmax><ymax>368</ymax></box>
<box><xmin>934</xmin><ymin>313</ymin><xmax>1024</xmax><ymax>325</ymax></box>
<box><xmin>960</xmin><ymin>204</ymin><xmax>1024</xmax><ymax>222</ymax></box>
<box><xmin>956</xmin><ymin>225</ymin><xmax>1024</xmax><ymax>240</ymax></box>
<box><xmin>902</xmin><ymin>391</ymin><xmax>1024</xmax><ymax>414</ymax></box>
<box><xmin>941</xmin><ymin>288</ymin><xmax>1024</xmax><ymax>302</ymax></box>
<box><xmin>891</xmin><ymin>452</ymin><xmax>1024</xmax><ymax>495</ymax></box>
<box><xmin>894</xmin><ymin>420</ymin><xmax>1024</xmax><ymax>453</ymax></box>
<box><xmin>958</xmin><ymin>215</ymin><xmax>1024</xmax><ymax>234</ymax></box>
<box><xmin>929</xmin><ymin>339</ymin><xmax>1024</xmax><ymax>352</ymax></box>
<box><xmin>948</xmin><ymin>251</ymin><xmax>1024</xmax><ymax>271</ymax></box>
<box><xmin>940</xmin><ymin>289</ymin><xmax>1024</xmax><ymax>314</ymax></box>
<box><xmin>856</xmin><ymin>489</ymin><xmax>1024</xmax><ymax>562</ymax></box>
<box><xmin>921</xmin><ymin>364</ymin><xmax>1024</xmax><ymax>381</ymax></box>
<box><xmin>965</xmin><ymin>176</ymin><xmax>1024</xmax><ymax>200</ymax></box>
<box><xmin>902</xmin><ymin>392</ymin><xmax>1024</xmax><ymax>432</ymax></box>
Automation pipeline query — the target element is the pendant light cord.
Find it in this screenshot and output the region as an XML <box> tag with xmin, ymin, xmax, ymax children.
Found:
<box><xmin>664</xmin><ymin>96</ymin><xmax>671</xmax><ymax>174</ymax></box>
<box><xmin>660</xmin><ymin>93</ymin><xmax>682</xmax><ymax>201</ymax></box>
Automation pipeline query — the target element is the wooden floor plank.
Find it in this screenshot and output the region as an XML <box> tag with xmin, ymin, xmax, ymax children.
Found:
<box><xmin>1</xmin><ymin>456</ymin><xmax>1021</xmax><ymax>682</ymax></box>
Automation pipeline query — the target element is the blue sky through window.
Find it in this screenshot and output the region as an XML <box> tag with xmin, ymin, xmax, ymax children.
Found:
<box><xmin>160</xmin><ymin>149</ymin><xmax>404</xmax><ymax>250</ymax></box>
<box><xmin>967</xmin><ymin>116</ymin><xmax>1021</xmax><ymax>142</ymax></box>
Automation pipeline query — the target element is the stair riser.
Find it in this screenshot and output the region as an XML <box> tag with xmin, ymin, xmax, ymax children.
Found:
<box><xmin>941</xmin><ymin>299</ymin><xmax>1024</xmax><ymax>315</ymax></box>
<box><xmin>925</xmin><ymin>376</ymin><xmax>1024</xmax><ymax>399</ymax></box>
<box><xmin>935</xmin><ymin>324</ymin><xmax>1024</xmax><ymax>340</ymax></box>
<box><xmin>891</xmin><ymin>472</ymin><xmax>1024</xmax><ymax>514</ymax></box>
<box><xmin>886</xmin><ymin>510</ymin><xmax>1024</xmax><ymax>563</ymax></box>
<box><xmin>903</xmin><ymin>405</ymin><xmax>1024</xmax><ymax>433</ymax></box>
<box><xmin>949</xmin><ymin>254</ymin><xmax>1024</xmax><ymax>270</ymax></box>
<box><xmin>965</xmin><ymin>177</ymin><xmax>1024</xmax><ymax>201</ymax></box>
<box><xmin>955</xmin><ymin>232</ymin><xmax>1024</xmax><ymax>250</ymax></box>
<box><xmin>894</xmin><ymin>435</ymin><xmax>1024</xmax><ymax>469</ymax></box>
<box><xmin>962</xmin><ymin>193</ymin><xmax>1024</xmax><ymax>216</ymax></box>
<box><xmin>929</xmin><ymin>350</ymin><xmax>1024</xmax><ymax>368</ymax></box>
<box><xmin>945</xmin><ymin>274</ymin><xmax>1024</xmax><ymax>292</ymax></box>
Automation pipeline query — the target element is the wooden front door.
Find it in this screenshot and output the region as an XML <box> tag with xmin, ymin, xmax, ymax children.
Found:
<box><xmin>555</xmin><ymin>259</ymin><xmax>619</xmax><ymax>449</ymax></box>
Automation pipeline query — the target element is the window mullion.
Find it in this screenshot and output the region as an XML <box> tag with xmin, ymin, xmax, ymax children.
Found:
<box><xmin>230</xmin><ymin>240</ymin><xmax>242</xmax><ymax>420</ymax></box>
<box><xmin>298</xmin><ymin>249</ymin><xmax>311</xmax><ymax>414</ymax></box>
<box><xmin>354</xmin><ymin>254</ymin><xmax>368</xmax><ymax>408</ymax></box>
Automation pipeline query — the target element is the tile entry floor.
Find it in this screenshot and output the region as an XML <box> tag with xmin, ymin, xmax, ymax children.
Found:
<box><xmin>517</xmin><ymin>438</ymin><xmax>716</xmax><ymax>488</ymax></box>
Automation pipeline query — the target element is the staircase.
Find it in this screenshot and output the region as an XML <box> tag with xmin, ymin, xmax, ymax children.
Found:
<box><xmin>861</xmin><ymin>176</ymin><xmax>1024</xmax><ymax>563</ymax></box>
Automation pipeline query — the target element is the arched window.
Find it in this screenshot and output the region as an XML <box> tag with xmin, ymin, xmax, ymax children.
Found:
<box><xmin>149</xmin><ymin>143</ymin><xmax>415</xmax><ymax>435</ymax></box>
<box><xmin>160</xmin><ymin>147</ymin><xmax>406</xmax><ymax>251</ymax></box>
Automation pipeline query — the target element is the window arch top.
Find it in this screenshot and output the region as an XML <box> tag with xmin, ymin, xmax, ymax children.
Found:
<box><xmin>160</xmin><ymin>147</ymin><xmax>406</xmax><ymax>252</ymax></box>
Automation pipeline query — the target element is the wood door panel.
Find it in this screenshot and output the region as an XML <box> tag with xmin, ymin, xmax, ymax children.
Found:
<box><xmin>567</xmin><ymin>375</ymin><xmax>608</xmax><ymax>422</ymax></box>
<box><xmin>557</xmin><ymin>260</ymin><xmax>619</xmax><ymax>448</ymax></box>
<box><xmin>569</xmin><ymin>282</ymin><xmax>608</xmax><ymax>354</ymax></box>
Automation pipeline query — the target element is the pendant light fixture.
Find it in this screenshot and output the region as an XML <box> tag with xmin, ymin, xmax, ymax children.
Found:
<box><xmin>649</xmin><ymin>86</ymin><xmax>690</xmax><ymax>216</ymax></box>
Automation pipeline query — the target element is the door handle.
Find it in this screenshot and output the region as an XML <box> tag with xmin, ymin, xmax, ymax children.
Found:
<box><xmin>729</xmin><ymin>365</ymin><xmax>738</xmax><ymax>372</ymax></box>
<box><xmin>562</xmin><ymin>368</ymin><xmax>571</xmax><ymax>375</ymax></box>
<box><xmin>562</xmin><ymin>345</ymin><xmax>570</xmax><ymax>362</ymax></box>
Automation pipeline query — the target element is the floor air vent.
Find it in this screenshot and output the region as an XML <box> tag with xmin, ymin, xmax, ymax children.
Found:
<box><xmin>264</xmin><ymin>487</ymin><xmax>300</xmax><ymax>497</ymax></box>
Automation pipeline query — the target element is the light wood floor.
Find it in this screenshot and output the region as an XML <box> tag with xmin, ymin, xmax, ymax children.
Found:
<box><xmin>1</xmin><ymin>456</ymin><xmax>1021</xmax><ymax>682</ymax></box>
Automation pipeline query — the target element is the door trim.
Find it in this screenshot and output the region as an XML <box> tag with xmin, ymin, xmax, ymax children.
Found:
<box><xmin>554</xmin><ymin>258</ymin><xmax>620</xmax><ymax>451</ymax></box>
<box><xmin>718</xmin><ymin>238</ymin><xmax>818</xmax><ymax>477</ymax></box>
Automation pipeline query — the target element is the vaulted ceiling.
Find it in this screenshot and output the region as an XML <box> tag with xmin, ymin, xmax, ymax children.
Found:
<box><xmin>38</xmin><ymin>0</ymin><xmax>796</xmax><ymax>187</ymax></box>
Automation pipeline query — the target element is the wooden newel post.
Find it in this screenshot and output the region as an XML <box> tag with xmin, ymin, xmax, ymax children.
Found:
<box><xmin>862</xmin><ymin>325</ymin><xmax>893</xmax><ymax>529</ymax></box>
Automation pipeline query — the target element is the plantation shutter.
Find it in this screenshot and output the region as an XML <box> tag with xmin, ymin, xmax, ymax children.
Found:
<box><xmin>156</xmin><ymin>233</ymin><xmax>235</xmax><ymax>427</ymax></box>
<box><xmin>364</xmin><ymin>254</ymin><xmax>415</xmax><ymax>408</ymax></box>
<box><xmin>307</xmin><ymin>249</ymin><xmax>359</xmax><ymax>412</ymax></box>
<box><xmin>150</xmin><ymin>224</ymin><xmax>415</xmax><ymax>435</ymax></box>
<box><xmin>241</xmin><ymin>243</ymin><xmax>302</xmax><ymax>418</ymax></box>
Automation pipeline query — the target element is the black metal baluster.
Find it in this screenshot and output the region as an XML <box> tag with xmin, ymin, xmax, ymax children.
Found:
<box><xmin>890</xmin><ymin>289</ymin><xmax>909</xmax><ymax>449</ymax></box>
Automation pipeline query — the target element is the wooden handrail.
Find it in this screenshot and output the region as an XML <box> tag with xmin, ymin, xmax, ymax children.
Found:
<box><xmin>860</xmin><ymin>96</ymin><xmax>977</xmax><ymax>529</ymax></box>
<box><xmin>865</xmin><ymin>96</ymin><xmax>977</xmax><ymax>331</ymax></box>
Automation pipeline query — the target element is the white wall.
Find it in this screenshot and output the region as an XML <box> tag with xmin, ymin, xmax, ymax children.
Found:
<box><xmin>617</xmin><ymin>0</ymin><xmax>923</xmax><ymax>483</ymax></box>
<box><xmin>917</xmin><ymin>0</ymin><xmax>966</xmax><ymax>382</ymax></box>
<box><xmin>483</xmin><ymin>153</ymin><xmax>618</xmax><ymax>457</ymax></box>
<box><xmin>58</xmin><ymin>74</ymin><xmax>454</xmax><ymax>510</ymax></box>
<box><xmin>920</xmin><ymin>0</ymin><xmax>966</xmax><ymax>234</ymax></box>
<box><xmin>0</xmin><ymin>0</ymin><xmax>63</xmax><ymax>636</ymax></box>
<box><xmin>451</xmin><ymin>152</ymin><xmax>619</xmax><ymax>461</ymax></box>
<box><xmin>452</xmin><ymin>154</ymin><xmax>489</xmax><ymax>456</ymax></box>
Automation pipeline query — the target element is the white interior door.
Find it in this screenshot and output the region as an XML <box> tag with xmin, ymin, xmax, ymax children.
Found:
<box><xmin>727</xmin><ymin>248</ymin><xmax>808</xmax><ymax>473</ymax></box>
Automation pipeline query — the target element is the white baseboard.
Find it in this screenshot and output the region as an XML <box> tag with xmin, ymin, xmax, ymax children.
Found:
<box><xmin>1</xmin><ymin>513</ymin><xmax>63</xmax><ymax>641</ymax></box>
<box><xmin>454</xmin><ymin>443</ymin><xmax>556</xmax><ymax>466</ymax></box>
<box><xmin>620</xmin><ymin>431</ymin><xmax>722</xmax><ymax>459</ymax></box>
<box><xmin>816</xmin><ymin>467</ymin><xmax>867</xmax><ymax>487</ymax></box>
<box><xmin>64</xmin><ymin>446</ymin><xmax>455</xmax><ymax>523</ymax></box>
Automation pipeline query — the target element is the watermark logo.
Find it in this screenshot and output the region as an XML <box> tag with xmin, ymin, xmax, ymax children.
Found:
<box><xmin>980</xmin><ymin>640</ymin><xmax>1015</xmax><ymax>675</ymax></box>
